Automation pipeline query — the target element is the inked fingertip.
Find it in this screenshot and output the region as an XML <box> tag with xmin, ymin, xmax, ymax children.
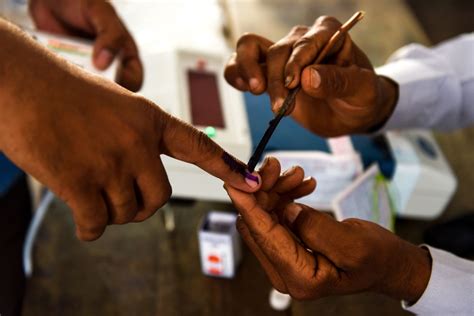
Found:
<box><xmin>244</xmin><ymin>171</ymin><xmax>260</xmax><ymax>188</ymax></box>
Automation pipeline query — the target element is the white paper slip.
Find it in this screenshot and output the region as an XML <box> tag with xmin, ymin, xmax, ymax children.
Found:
<box><xmin>333</xmin><ymin>164</ymin><xmax>395</xmax><ymax>230</ymax></box>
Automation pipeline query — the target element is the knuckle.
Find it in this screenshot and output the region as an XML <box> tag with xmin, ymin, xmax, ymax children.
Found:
<box><xmin>293</xmin><ymin>36</ymin><xmax>319</xmax><ymax>53</ymax></box>
<box><xmin>78</xmin><ymin>232</ymin><xmax>100</xmax><ymax>242</ymax></box>
<box><xmin>296</xmin><ymin>211</ymin><xmax>319</xmax><ymax>235</ymax></box>
<box><xmin>288</xmin><ymin>286</ymin><xmax>311</xmax><ymax>301</ymax></box>
<box><xmin>324</xmin><ymin>68</ymin><xmax>346</xmax><ymax>94</ymax></box>
<box><xmin>267</xmin><ymin>43</ymin><xmax>290</xmax><ymax>58</ymax></box>
<box><xmin>193</xmin><ymin>129</ymin><xmax>221</xmax><ymax>163</ymax></box>
<box><xmin>148</xmin><ymin>182</ymin><xmax>172</xmax><ymax>212</ymax></box>
<box><xmin>252</xmin><ymin>221</ymin><xmax>278</xmax><ymax>248</ymax></box>
<box><xmin>111</xmin><ymin>31</ymin><xmax>127</xmax><ymax>44</ymax></box>
<box><xmin>77</xmin><ymin>224</ymin><xmax>105</xmax><ymax>241</ymax></box>
<box><xmin>236</xmin><ymin>33</ymin><xmax>257</xmax><ymax>48</ymax></box>
<box><xmin>235</xmin><ymin>216</ymin><xmax>246</xmax><ymax>233</ymax></box>
<box><xmin>122</xmin><ymin>128</ymin><xmax>143</xmax><ymax>148</ymax></box>
<box><xmin>315</xmin><ymin>15</ymin><xmax>341</xmax><ymax>28</ymax></box>
<box><xmin>290</xmin><ymin>25</ymin><xmax>309</xmax><ymax>34</ymax></box>
<box><xmin>112</xmin><ymin>205</ymin><xmax>137</xmax><ymax>224</ymax></box>
<box><xmin>267</xmin><ymin>76</ymin><xmax>284</xmax><ymax>89</ymax></box>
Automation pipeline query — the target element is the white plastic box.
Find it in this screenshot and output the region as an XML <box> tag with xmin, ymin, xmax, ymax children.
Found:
<box><xmin>198</xmin><ymin>211</ymin><xmax>241</xmax><ymax>278</ymax></box>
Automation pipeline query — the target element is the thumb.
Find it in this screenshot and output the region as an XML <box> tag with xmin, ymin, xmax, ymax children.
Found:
<box><xmin>161</xmin><ymin>115</ymin><xmax>261</xmax><ymax>192</ymax></box>
<box><xmin>301</xmin><ymin>64</ymin><xmax>375</xmax><ymax>100</ymax></box>
<box><xmin>283</xmin><ymin>203</ymin><xmax>352</xmax><ymax>268</ymax></box>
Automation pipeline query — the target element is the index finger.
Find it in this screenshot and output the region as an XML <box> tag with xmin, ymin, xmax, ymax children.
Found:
<box><xmin>161</xmin><ymin>114</ymin><xmax>261</xmax><ymax>192</ymax></box>
<box><xmin>285</xmin><ymin>16</ymin><xmax>343</xmax><ymax>89</ymax></box>
<box><xmin>87</xmin><ymin>1</ymin><xmax>143</xmax><ymax>91</ymax></box>
<box><xmin>284</xmin><ymin>204</ymin><xmax>353</xmax><ymax>268</ymax></box>
<box><xmin>235</xmin><ymin>33</ymin><xmax>273</xmax><ymax>94</ymax></box>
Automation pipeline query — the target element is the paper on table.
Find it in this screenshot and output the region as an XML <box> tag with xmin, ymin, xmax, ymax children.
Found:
<box><xmin>264</xmin><ymin>151</ymin><xmax>363</xmax><ymax>210</ymax></box>
<box><xmin>28</xmin><ymin>30</ymin><xmax>118</xmax><ymax>81</ymax></box>
<box><xmin>333</xmin><ymin>164</ymin><xmax>394</xmax><ymax>230</ymax></box>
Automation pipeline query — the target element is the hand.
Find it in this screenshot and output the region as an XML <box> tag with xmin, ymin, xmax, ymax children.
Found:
<box><xmin>226</xmin><ymin>162</ymin><xmax>431</xmax><ymax>303</ymax></box>
<box><xmin>0</xmin><ymin>23</ymin><xmax>260</xmax><ymax>241</ymax></box>
<box><xmin>224</xmin><ymin>16</ymin><xmax>398</xmax><ymax>136</ymax></box>
<box><xmin>29</xmin><ymin>0</ymin><xmax>143</xmax><ymax>91</ymax></box>
<box><xmin>225</xmin><ymin>156</ymin><xmax>317</xmax><ymax>290</ymax></box>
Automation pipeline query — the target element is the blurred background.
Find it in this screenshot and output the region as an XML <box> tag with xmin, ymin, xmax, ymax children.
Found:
<box><xmin>1</xmin><ymin>0</ymin><xmax>473</xmax><ymax>315</ymax></box>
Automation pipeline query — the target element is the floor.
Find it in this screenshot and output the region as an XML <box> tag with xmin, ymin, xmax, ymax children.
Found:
<box><xmin>22</xmin><ymin>0</ymin><xmax>474</xmax><ymax>315</ymax></box>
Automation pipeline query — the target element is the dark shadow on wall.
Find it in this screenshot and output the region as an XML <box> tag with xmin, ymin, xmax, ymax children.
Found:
<box><xmin>405</xmin><ymin>0</ymin><xmax>474</xmax><ymax>44</ymax></box>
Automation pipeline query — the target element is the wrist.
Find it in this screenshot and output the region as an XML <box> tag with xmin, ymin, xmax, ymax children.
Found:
<box><xmin>366</xmin><ymin>75</ymin><xmax>399</xmax><ymax>133</ymax></box>
<box><xmin>382</xmin><ymin>240</ymin><xmax>432</xmax><ymax>303</ymax></box>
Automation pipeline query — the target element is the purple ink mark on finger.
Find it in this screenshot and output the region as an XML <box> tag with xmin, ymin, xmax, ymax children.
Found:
<box><xmin>222</xmin><ymin>152</ymin><xmax>259</xmax><ymax>185</ymax></box>
<box><xmin>244</xmin><ymin>171</ymin><xmax>259</xmax><ymax>184</ymax></box>
<box><xmin>222</xmin><ymin>151</ymin><xmax>247</xmax><ymax>176</ymax></box>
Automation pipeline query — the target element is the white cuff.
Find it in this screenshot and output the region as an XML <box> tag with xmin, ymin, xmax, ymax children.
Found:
<box><xmin>376</xmin><ymin>59</ymin><xmax>462</xmax><ymax>131</ymax></box>
<box><xmin>402</xmin><ymin>246</ymin><xmax>474</xmax><ymax>315</ymax></box>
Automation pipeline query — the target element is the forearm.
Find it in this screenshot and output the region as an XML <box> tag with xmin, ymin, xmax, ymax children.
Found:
<box><xmin>0</xmin><ymin>19</ymin><xmax>64</xmax><ymax>138</ymax></box>
<box><xmin>0</xmin><ymin>18</ymin><xmax>115</xmax><ymax>150</ymax></box>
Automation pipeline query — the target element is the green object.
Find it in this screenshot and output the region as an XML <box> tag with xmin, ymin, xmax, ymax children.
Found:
<box><xmin>372</xmin><ymin>173</ymin><xmax>397</xmax><ymax>232</ymax></box>
<box><xmin>205</xmin><ymin>126</ymin><xmax>217</xmax><ymax>138</ymax></box>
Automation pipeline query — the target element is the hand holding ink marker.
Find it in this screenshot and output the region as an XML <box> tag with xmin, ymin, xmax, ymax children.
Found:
<box><xmin>246</xmin><ymin>11</ymin><xmax>365</xmax><ymax>173</ymax></box>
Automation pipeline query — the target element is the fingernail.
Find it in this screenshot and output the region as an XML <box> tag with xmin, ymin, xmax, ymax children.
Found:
<box><xmin>310</xmin><ymin>68</ymin><xmax>321</xmax><ymax>88</ymax></box>
<box><xmin>272</xmin><ymin>97</ymin><xmax>284</xmax><ymax>112</ymax></box>
<box><xmin>96</xmin><ymin>49</ymin><xmax>114</xmax><ymax>69</ymax></box>
<box><xmin>236</xmin><ymin>77</ymin><xmax>246</xmax><ymax>89</ymax></box>
<box><xmin>285</xmin><ymin>203</ymin><xmax>302</xmax><ymax>225</ymax></box>
<box><xmin>244</xmin><ymin>171</ymin><xmax>260</xmax><ymax>188</ymax></box>
<box><xmin>282</xmin><ymin>166</ymin><xmax>297</xmax><ymax>176</ymax></box>
<box><xmin>285</xmin><ymin>75</ymin><xmax>294</xmax><ymax>87</ymax></box>
<box><xmin>249</xmin><ymin>78</ymin><xmax>260</xmax><ymax>91</ymax></box>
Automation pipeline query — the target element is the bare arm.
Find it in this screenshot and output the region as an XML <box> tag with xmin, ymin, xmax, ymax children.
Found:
<box><xmin>0</xmin><ymin>19</ymin><xmax>260</xmax><ymax>241</ymax></box>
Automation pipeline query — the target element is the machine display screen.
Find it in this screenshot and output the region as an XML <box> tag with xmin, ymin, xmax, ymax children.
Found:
<box><xmin>187</xmin><ymin>70</ymin><xmax>225</xmax><ymax>128</ymax></box>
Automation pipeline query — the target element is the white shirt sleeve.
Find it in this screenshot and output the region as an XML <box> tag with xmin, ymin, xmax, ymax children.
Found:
<box><xmin>376</xmin><ymin>33</ymin><xmax>474</xmax><ymax>131</ymax></box>
<box><xmin>402</xmin><ymin>246</ymin><xmax>474</xmax><ymax>315</ymax></box>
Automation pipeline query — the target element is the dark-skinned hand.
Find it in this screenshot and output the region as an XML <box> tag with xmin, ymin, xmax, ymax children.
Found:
<box><xmin>0</xmin><ymin>21</ymin><xmax>260</xmax><ymax>241</ymax></box>
<box><xmin>224</xmin><ymin>16</ymin><xmax>398</xmax><ymax>136</ymax></box>
<box><xmin>29</xmin><ymin>0</ymin><xmax>143</xmax><ymax>91</ymax></box>
<box><xmin>225</xmin><ymin>157</ymin><xmax>431</xmax><ymax>303</ymax></box>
